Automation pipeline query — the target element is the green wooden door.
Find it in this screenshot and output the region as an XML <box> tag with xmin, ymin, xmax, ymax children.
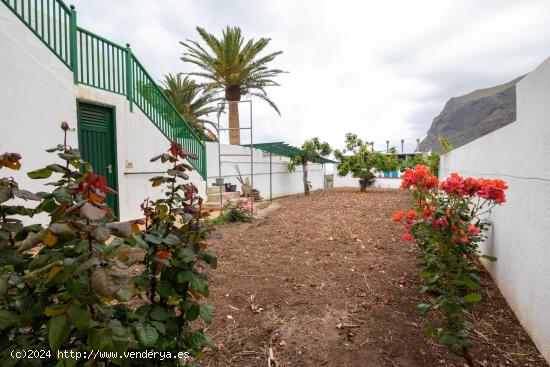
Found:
<box><xmin>77</xmin><ymin>102</ymin><xmax>119</xmax><ymax>216</ymax></box>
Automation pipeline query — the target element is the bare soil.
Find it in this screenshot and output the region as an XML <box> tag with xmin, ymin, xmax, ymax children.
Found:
<box><xmin>202</xmin><ymin>188</ymin><xmax>547</xmax><ymax>367</ymax></box>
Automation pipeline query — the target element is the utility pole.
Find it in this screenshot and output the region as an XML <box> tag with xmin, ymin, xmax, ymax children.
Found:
<box><xmin>401</xmin><ymin>139</ymin><xmax>405</xmax><ymax>153</ymax></box>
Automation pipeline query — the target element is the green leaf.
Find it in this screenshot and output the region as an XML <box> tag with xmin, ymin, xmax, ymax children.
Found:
<box><xmin>48</xmin><ymin>315</ymin><xmax>70</xmax><ymax>350</ymax></box>
<box><xmin>464</xmin><ymin>293</ymin><xmax>482</xmax><ymax>303</ymax></box>
<box><xmin>0</xmin><ymin>274</ymin><xmax>9</xmax><ymax>297</ymax></box>
<box><xmin>12</xmin><ymin>188</ymin><xmax>41</xmax><ymax>201</ymax></box>
<box><xmin>44</xmin><ymin>304</ymin><xmax>68</xmax><ymax>316</ymax></box>
<box><xmin>67</xmin><ymin>304</ymin><xmax>91</xmax><ymax>331</ymax></box>
<box><xmin>0</xmin><ymin>309</ymin><xmax>18</xmax><ymax>329</ymax></box>
<box><xmin>415</xmin><ymin>303</ymin><xmax>430</xmax><ymax>315</ymax></box>
<box><xmin>52</xmin><ymin>187</ymin><xmax>71</xmax><ymax>203</ymax></box>
<box><xmin>201</xmin><ymin>252</ymin><xmax>217</xmax><ymax>269</ymax></box>
<box><xmin>184</xmin><ymin>301</ymin><xmax>200</xmax><ymax>321</ymax></box>
<box><xmin>0</xmin><ymin>186</ymin><xmax>13</xmax><ymax>203</ymax></box>
<box><xmin>89</xmin><ymin>328</ymin><xmax>115</xmax><ymax>352</ymax></box>
<box><xmin>144</xmin><ymin>233</ymin><xmax>163</xmax><ymax>245</ymax></box>
<box><xmin>177</xmin><ymin>271</ymin><xmax>193</xmax><ymax>284</ymax></box>
<box><xmin>150</xmin><ymin>321</ymin><xmax>166</xmax><ymax>334</ymax></box>
<box><xmin>49</xmin><ymin>223</ymin><xmax>77</xmax><ymax>241</ymax></box>
<box><xmin>162</xmin><ymin>233</ymin><xmax>181</xmax><ymax>246</ymax></box>
<box><xmin>482</xmin><ymin>255</ymin><xmax>497</xmax><ymax>262</ymax></box>
<box><xmin>134</xmin><ymin>323</ymin><xmax>158</xmax><ymax>348</ymax></box>
<box><xmin>114</xmin><ymin>283</ymin><xmax>135</xmax><ymax>302</ymax></box>
<box><xmin>92</xmin><ymin>225</ymin><xmax>111</xmax><ymax>241</ymax></box>
<box><xmin>439</xmin><ymin>333</ymin><xmax>455</xmax><ymax>347</ymax></box>
<box><xmin>199</xmin><ymin>304</ymin><xmax>213</xmax><ymax>324</ymax></box>
<box><xmin>28</xmin><ymin>167</ymin><xmax>53</xmax><ymax>179</ymax></box>
<box><xmin>150</xmin><ymin>306</ymin><xmax>169</xmax><ymax>321</ymax></box>
<box><xmin>462</xmin><ymin>275</ymin><xmax>481</xmax><ymax>290</ymax></box>
<box><xmin>46</xmin><ymin>164</ymin><xmax>67</xmax><ymax>173</ymax></box>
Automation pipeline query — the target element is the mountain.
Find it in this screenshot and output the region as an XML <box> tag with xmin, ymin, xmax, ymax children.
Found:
<box><xmin>418</xmin><ymin>76</ymin><xmax>524</xmax><ymax>152</ymax></box>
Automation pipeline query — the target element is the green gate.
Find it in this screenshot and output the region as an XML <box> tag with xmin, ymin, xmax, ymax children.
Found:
<box><xmin>77</xmin><ymin>102</ymin><xmax>119</xmax><ymax>217</ymax></box>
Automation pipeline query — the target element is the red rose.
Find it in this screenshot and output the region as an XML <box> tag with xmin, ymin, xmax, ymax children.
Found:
<box><xmin>392</xmin><ymin>210</ymin><xmax>405</xmax><ymax>222</ymax></box>
<box><xmin>467</xmin><ymin>224</ymin><xmax>480</xmax><ymax>236</ymax></box>
<box><xmin>156</xmin><ymin>250</ymin><xmax>171</xmax><ymax>270</ymax></box>
<box><xmin>402</xmin><ymin>233</ymin><xmax>413</xmax><ymax>241</ymax></box>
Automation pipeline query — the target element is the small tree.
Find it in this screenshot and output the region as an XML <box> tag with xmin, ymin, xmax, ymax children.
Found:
<box><xmin>288</xmin><ymin>138</ymin><xmax>331</xmax><ymax>196</ymax></box>
<box><xmin>334</xmin><ymin>133</ymin><xmax>398</xmax><ymax>191</ymax></box>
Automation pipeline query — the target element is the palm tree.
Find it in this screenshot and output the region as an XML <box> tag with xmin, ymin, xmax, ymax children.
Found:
<box><xmin>162</xmin><ymin>73</ymin><xmax>220</xmax><ymax>141</ymax></box>
<box><xmin>181</xmin><ymin>26</ymin><xmax>285</xmax><ymax>145</ymax></box>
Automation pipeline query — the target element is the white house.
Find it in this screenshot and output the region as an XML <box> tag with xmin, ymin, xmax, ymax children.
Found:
<box><xmin>0</xmin><ymin>0</ymin><xmax>326</xmax><ymax>221</ymax></box>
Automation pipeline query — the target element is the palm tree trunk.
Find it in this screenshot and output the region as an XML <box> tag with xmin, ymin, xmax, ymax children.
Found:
<box><xmin>303</xmin><ymin>163</ymin><xmax>309</xmax><ymax>195</ymax></box>
<box><xmin>228</xmin><ymin>102</ymin><xmax>240</xmax><ymax>145</ymax></box>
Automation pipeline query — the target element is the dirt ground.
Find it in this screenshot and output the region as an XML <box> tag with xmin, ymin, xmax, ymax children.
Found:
<box><xmin>202</xmin><ymin>188</ymin><xmax>547</xmax><ymax>367</ymax></box>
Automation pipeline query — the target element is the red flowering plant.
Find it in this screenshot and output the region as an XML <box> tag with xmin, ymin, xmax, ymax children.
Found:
<box><xmin>126</xmin><ymin>140</ymin><xmax>217</xmax><ymax>365</ymax></box>
<box><xmin>393</xmin><ymin>165</ymin><xmax>508</xmax><ymax>366</ymax></box>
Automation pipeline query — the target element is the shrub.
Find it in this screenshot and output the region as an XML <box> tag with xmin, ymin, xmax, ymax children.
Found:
<box><xmin>1</xmin><ymin>123</ymin><xmax>138</xmax><ymax>366</ymax></box>
<box><xmin>209</xmin><ymin>199</ymin><xmax>254</xmax><ymax>225</ymax></box>
<box><xmin>126</xmin><ymin>141</ymin><xmax>217</xmax><ymax>366</ymax></box>
<box><xmin>393</xmin><ymin>165</ymin><xmax>508</xmax><ymax>366</ymax></box>
<box><xmin>0</xmin><ymin>124</ymin><xmax>216</xmax><ymax>366</ymax></box>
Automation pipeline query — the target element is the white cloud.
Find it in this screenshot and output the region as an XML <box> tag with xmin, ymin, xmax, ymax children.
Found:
<box><xmin>71</xmin><ymin>0</ymin><xmax>550</xmax><ymax>152</ymax></box>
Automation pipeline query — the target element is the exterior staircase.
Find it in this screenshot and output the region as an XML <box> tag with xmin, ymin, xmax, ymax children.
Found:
<box><xmin>1</xmin><ymin>0</ymin><xmax>207</xmax><ymax>179</ymax></box>
<box><xmin>203</xmin><ymin>186</ymin><xmax>242</xmax><ymax>210</ymax></box>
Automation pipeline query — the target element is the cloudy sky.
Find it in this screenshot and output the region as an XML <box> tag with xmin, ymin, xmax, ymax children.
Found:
<box><xmin>71</xmin><ymin>0</ymin><xmax>550</xmax><ymax>152</ymax></box>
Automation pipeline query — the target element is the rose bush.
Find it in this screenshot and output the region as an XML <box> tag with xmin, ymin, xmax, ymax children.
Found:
<box><xmin>393</xmin><ymin>165</ymin><xmax>508</xmax><ymax>366</ymax></box>
<box><xmin>0</xmin><ymin>124</ymin><xmax>216</xmax><ymax>366</ymax></box>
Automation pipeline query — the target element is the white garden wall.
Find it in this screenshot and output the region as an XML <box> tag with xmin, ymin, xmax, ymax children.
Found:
<box><xmin>439</xmin><ymin>56</ymin><xmax>550</xmax><ymax>362</ymax></box>
<box><xmin>333</xmin><ymin>173</ymin><xmax>403</xmax><ymax>189</ymax></box>
<box><xmin>204</xmin><ymin>142</ymin><xmax>325</xmax><ymax>200</ymax></box>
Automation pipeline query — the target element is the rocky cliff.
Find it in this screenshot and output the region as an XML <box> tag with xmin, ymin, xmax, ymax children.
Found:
<box><xmin>419</xmin><ymin>76</ymin><xmax>524</xmax><ymax>152</ymax></box>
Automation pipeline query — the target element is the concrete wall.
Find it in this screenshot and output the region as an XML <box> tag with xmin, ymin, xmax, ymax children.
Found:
<box><xmin>205</xmin><ymin>142</ymin><xmax>325</xmax><ymax>200</ymax></box>
<box><xmin>0</xmin><ymin>5</ymin><xmax>204</xmax><ymax>222</ymax></box>
<box><xmin>334</xmin><ymin>173</ymin><xmax>403</xmax><ymax>189</ymax></box>
<box><xmin>439</xmin><ymin>56</ymin><xmax>550</xmax><ymax>362</ymax></box>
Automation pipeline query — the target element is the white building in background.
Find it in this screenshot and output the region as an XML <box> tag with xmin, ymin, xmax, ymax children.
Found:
<box><xmin>439</xmin><ymin>57</ymin><xmax>550</xmax><ymax>362</ymax></box>
<box><xmin>0</xmin><ymin>1</ymin><xmax>326</xmax><ymax>222</ymax></box>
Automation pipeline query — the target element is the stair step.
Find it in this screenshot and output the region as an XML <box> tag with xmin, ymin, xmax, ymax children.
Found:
<box><xmin>207</xmin><ymin>186</ymin><xmax>226</xmax><ymax>195</ymax></box>
<box><xmin>206</xmin><ymin>191</ymin><xmax>241</xmax><ymax>203</ymax></box>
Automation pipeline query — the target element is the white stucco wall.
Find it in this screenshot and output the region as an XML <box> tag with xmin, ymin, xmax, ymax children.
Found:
<box><xmin>439</xmin><ymin>56</ymin><xmax>550</xmax><ymax>362</ymax></box>
<box><xmin>334</xmin><ymin>173</ymin><xmax>402</xmax><ymax>189</ymax></box>
<box><xmin>0</xmin><ymin>5</ymin><xmax>205</xmax><ymax>222</ymax></box>
<box><xmin>205</xmin><ymin>142</ymin><xmax>325</xmax><ymax>199</ymax></box>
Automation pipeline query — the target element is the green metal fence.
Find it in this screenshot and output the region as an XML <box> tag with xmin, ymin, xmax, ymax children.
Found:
<box><xmin>1</xmin><ymin>0</ymin><xmax>207</xmax><ymax>178</ymax></box>
<box><xmin>76</xmin><ymin>27</ymin><xmax>127</xmax><ymax>96</ymax></box>
<box><xmin>130</xmin><ymin>57</ymin><xmax>207</xmax><ymax>177</ymax></box>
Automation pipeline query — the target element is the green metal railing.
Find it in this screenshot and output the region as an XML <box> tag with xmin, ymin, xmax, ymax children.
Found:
<box><xmin>76</xmin><ymin>27</ymin><xmax>127</xmax><ymax>96</ymax></box>
<box><xmin>1</xmin><ymin>0</ymin><xmax>207</xmax><ymax>178</ymax></box>
<box><xmin>130</xmin><ymin>57</ymin><xmax>206</xmax><ymax>176</ymax></box>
